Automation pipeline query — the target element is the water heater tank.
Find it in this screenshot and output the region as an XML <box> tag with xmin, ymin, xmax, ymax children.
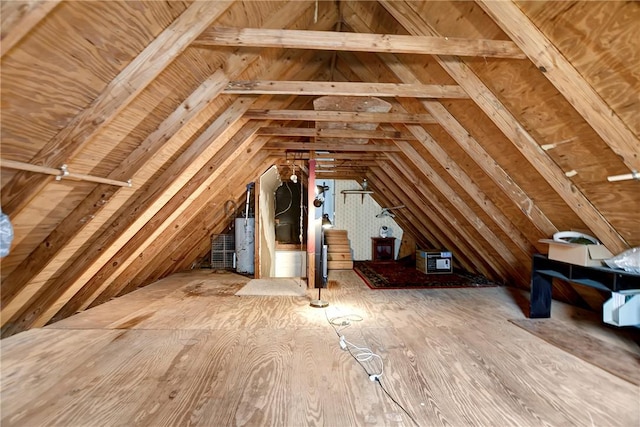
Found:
<box><xmin>235</xmin><ymin>218</ymin><xmax>255</xmax><ymax>274</ymax></box>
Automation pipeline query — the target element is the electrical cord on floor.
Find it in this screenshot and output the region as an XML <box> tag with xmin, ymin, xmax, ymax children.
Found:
<box><xmin>375</xmin><ymin>377</ymin><xmax>420</xmax><ymax>427</ymax></box>
<box><xmin>324</xmin><ymin>308</ymin><xmax>420</xmax><ymax>427</ymax></box>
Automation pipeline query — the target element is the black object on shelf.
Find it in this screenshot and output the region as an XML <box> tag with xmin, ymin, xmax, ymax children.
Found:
<box><xmin>529</xmin><ymin>253</ymin><xmax>640</xmax><ymax>318</ymax></box>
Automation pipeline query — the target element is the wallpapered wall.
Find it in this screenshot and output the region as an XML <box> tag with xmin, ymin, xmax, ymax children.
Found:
<box><xmin>332</xmin><ymin>180</ymin><xmax>403</xmax><ymax>261</ymax></box>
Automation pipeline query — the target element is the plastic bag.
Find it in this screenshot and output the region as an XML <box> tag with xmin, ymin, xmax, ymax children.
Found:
<box><xmin>0</xmin><ymin>210</ymin><xmax>13</xmax><ymax>257</ymax></box>
<box><xmin>604</xmin><ymin>247</ymin><xmax>640</xmax><ymax>274</ymax></box>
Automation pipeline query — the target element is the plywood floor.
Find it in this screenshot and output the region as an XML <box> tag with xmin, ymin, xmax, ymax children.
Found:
<box><xmin>1</xmin><ymin>269</ymin><xmax>638</xmax><ymax>426</ymax></box>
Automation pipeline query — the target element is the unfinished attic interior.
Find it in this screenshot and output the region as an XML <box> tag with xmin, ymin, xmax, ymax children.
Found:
<box><xmin>1</xmin><ymin>0</ymin><xmax>639</xmax><ymax>425</ymax></box>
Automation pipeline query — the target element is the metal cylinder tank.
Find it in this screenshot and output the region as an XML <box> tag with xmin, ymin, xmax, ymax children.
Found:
<box><xmin>235</xmin><ymin>217</ymin><xmax>255</xmax><ymax>274</ymax></box>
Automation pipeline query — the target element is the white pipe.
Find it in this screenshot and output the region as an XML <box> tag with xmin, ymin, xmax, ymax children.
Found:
<box><xmin>607</xmin><ymin>170</ymin><xmax>639</xmax><ymax>182</ymax></box>
<box><xmin>0</xmin><ymin>158</ymin><xmax>132</xmax><ymax>187</ymax></box>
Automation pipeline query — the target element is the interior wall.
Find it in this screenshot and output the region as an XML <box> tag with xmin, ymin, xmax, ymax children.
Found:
<box><xmin>333</xmin><ymin>180</ymin><xmax>403</xmax><ymax>261</ymax></box>
<box><xmin>259</xmin><ymin>166</ymin><xmax>281</xmax><ymax>278</ymax></box>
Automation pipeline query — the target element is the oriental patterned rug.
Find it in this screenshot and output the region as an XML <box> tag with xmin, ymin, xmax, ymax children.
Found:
<box><xmin>354</xmin><ymin>260</ymin><xmax>497</xmax><ymax>290</ymax></box>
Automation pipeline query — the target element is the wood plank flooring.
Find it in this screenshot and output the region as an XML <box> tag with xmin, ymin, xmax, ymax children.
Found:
<box><xmin>1</xmin><ymin>269</ymin><xmax>638</xmax><ymax>426</ymax></box>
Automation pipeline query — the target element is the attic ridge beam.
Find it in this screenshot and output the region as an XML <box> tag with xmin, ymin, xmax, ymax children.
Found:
<box><xmin>225</xmin><ymin>81</ymin><xmax>469</xmax><ymax>99</ymax></box>
<box><xmin>476</xmin><ymin>0</ymin><xmax>640</xmax><ymax>173</ymax></box>
<box><xmin>0</xmin><ymin>1</ymin><xmax>234</xmax><ymax>218</ymax></box>
<box><xmin>245</xmin><ymin>109</ymin><xmax>437</xmax><ymax>124</ymax></box>
<box><xmin>195</xmin><ymin>26</ymin><xmax>527</xmax><ymax>59</ymax></box>
<box><xmin>381</xmin><ymin>0</ymin><xmax>630</xmax><ymax>254</ymax></box>
<box><xmin>0</xmin><ymin>0</ymin><xmax>61</xmax><ymax>58</ymax></box>
<box><xmin>257</xmin><ymin>126</ymin><xmax>416</xmax><ymax>140</ymax></box>
<box><xmin>263</xmin><ymin>141</ymin><xmax>400</xmax><ymax>152</ymax></box>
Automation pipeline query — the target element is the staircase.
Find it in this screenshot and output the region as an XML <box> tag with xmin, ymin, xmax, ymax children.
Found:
<box><xmin>324</xmin><ymin>229</ymin><xmax>353</xmax><ymax>270</ymax></box>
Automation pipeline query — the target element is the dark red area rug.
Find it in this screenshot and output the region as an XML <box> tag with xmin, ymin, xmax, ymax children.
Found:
<box><xmin>354</xmin><ymin>260</ymin><xmax>497</xmax><ymax>290</ymax></box>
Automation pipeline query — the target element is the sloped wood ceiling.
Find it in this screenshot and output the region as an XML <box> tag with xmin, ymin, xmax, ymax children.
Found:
<box><xmin>1</xmin><ymin>0</ymin><xmax>638</xmax><ymax>337</ymax></box>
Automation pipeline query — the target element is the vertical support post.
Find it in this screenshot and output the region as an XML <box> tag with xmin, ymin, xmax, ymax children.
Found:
<box><xmin>307</xmin><ymin>159</ymin><xmax>316</xmax><ymax>289</ymax></box>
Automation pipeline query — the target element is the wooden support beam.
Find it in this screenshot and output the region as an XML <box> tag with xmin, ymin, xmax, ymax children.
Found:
<box><xmin>342</xmin><ymin>8</ymin><xmax>558</xmax><ymax>240</ymax></box>
<box><xmin>225</xmin><ymin>80</ymin><xmax>468</xmax><ymax>98</ymax></box>
<box><xmin>245</xmin><ymin>109</ymin><xmax>437</xmax><ymax>124</ymax></box>
<box><xmin>0</xmin><ymin>1</ymin><xmax>234</xmax><ymax>218</ymax></box>
<box><xmin>375</xmin><ymin>54</ymin><xmax>558</xmax><ymax>238</ymax></box>
<box><xmin>0</xmin><ymin>70</ymin><xmax>230</xmax><ymax>316</ymax></box>
<box><xmin>195</xmin><ymin>26</ymin><xmax>527</xmax><ymax>59</ymax></box>
<box><xmin>0</xmin><ymin>0</ymin><xmax>61</xmax><ymax>58</ymax></box>
<box><xmin>263</xmin><ymin>141</ymin><xmax>401</xmax><ymax>152</ymax></box>
<box><xmin>97</xmin><ymin>154</ymin><xmax>276</xmax><ymax>304</ymax></box>
<box><xmin>477</xmin><ymin>0</ymin><xmax>640</xmax><ymax>173</ymax></box>
<box><xmin>1</xmin><ymin>96</ymin><xmax>256</xmax><ymax>336</ymax></box>
<box><xmin>57</xmin><ymin>145</ymin><xmax>272</xmax><ymax>318</ymax></box>
<box><xmin>388</xmin><ymin>146</ymin><xmax>525</xmax><ymax>283</ymax></box>
<box><xmin>401</xmin><ymin>126</ymin><xmax>535</xmax><ymax>258</ymax></box>
<box><xmin>381</xmin><ymin>0</ymin><xmax>630</xmax><ymax>254</ymax></box>
<box><xmin>258</xmin><ymin>126</ymin><xmax>416</xmax><ymax>140</ymax></box>
<box><xmin>368</xmin><ymin>166</ymin><xmax>480</xmax><ymax>275</ymax></box>
<box><xmin>385</xmin><ymin>154</ymin><xmax>514</xmax><ymax>280</ymax></box>
<box><xmin>57</xmin><ymin>125</ymin><xmax>268</xmax><ymax>318</ymax></box>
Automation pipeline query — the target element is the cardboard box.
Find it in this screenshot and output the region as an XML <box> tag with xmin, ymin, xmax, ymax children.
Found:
<box><xmin>417</xmin><ymin>250</ymin><xmax>453</xmax><ymax>274</ymax></box>
<box><xmin>539</xmin><ymin>239</ymin><xmax>613</xmax><ymax>267</ymax></box>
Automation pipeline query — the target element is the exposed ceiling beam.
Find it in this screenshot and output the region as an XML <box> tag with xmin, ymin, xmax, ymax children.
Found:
<box><xmin>258</xmin><ymin>126</ymin><xmax>416</xmax><ymax>140</ymax></box>
<box><xmin>385</xmin><ymin>152</ymin><xmax>514</xmax><ymax>280</ymax></box>
<box><xmin>2</xmin><ymin>1</ymin><xmax>341</xmax><ymax>333</ymax></box>
<box><xmin>0</xmin><ymin>1</ymin><xmax>234</xmax><ymax>218</ymax></box>
<box><xmin>263</xmin><ymin>141</ymin><xmax>401</xmax><ymax>152</ymax></box>
<box><xmin>477</xmin><ymin>0</ymin><xmax>640</xmax><ymax>173</ymax></box>
<box><xmin>57</xmin><ymin>127</ymin><xmax>273</xmax><ymax>318</ymax></box>
<box><xmin>225</xmin><ymin>80</ymin><xmax>468</xmax><ymax>98</ymax></box>
<box><xmin>369</xmin><ymin>165</ymin><xmax>487</xmax><ymax>277</ymax></box>
<box><xmin>1</xmin><ymin>96</ymin><xmax>257</xmax><ymax>335</ymax></box>
<box><xmin>194</xmin><ymin>26</ymin><xmax>527</xmax><ymax>59</ymax></box>
<box><xmin>0</xmin><ymin>70</ymin><xmax>230</xmax><ymax>313</ymax></box>
<box><xmin>245</xmin><ymin>109</ymin><xmax>437</xmax><ymax>124</ymax></box>
<box><xmin>381</xmin><ymin>0</ymin><xmax>630</xmax><ymax>254</ymax></box>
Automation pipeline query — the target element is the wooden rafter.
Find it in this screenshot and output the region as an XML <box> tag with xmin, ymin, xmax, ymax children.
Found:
<box><xmin>374</xmin><ymin>160</ymin><xmax>503</xmax><ymax>280</ymax></box>
<box><xmin>341</xmin><ymin>8</ymin><xmax>557</xmax><ymax>245</ymax></box>
<box><xmin>225</xmin><ymin>80</ymin><xmax>469</xmax><ymax>98</ymax></box>
<box><xmin>257</xmin><ymin>126</ymin><xmax>417</xmax><ymax>140</ymax></box>
<box><xmin>390</xmin><ymin>143</ymin><xmax>526</xmax><ymax>283</ymax></box>
<box><xmin>371</xmin><ymin>51</ymin><xmax>558</xmax><ymax>238</ymax></box>
<box><xmin>0</xmin><ymin>70</ymin><xmax>230</xmax><ymax>312</ymax></box>
<box><xmin>476</xmin><ymin>0</ymin><xmax>640</xmax><ymax>173</ymax></box>
<box><xmin>0</xmin><ymin>1</ymin><xmax>234</xmax><ymax>218</ymax></box>
<box><xmin>263</xmin><ymin>141</ymin><xmax>400</xmax><ymax>152</ymax></box>
<box><xmin>380</xmin><ymin>0</ymin><xmax>630</xmax><ymax>254</ymax></box>
<box><xmin>194</xmin><ymin>26</ymin><xmax>526</xmax><ymax>59</ymax></box>
<box><xmin>245</xmin><ymin>109</ymin><xmax>436</xmax><ymax>124</ymax></box>
<box><xmin>368</xmin><ymin>165</ymin><xmax>481</xmax><ymax>276</ymax></box>
<box><xmin>1</xmin><ymin>96</ymin><xmax>256</xmax><ymax>335</ymax></box>
<box><xmin>56</xmin><ymin>129</ymin><xmax>272</xmax><ymax>319</ymax></box>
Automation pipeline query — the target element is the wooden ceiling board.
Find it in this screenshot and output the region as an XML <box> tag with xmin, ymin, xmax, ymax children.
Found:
<box><xmin>518</xmin><ymin>1</ymin><xmax>640</xmax><ymax>137</ymax></box>
<box><xmin>340</xmin><ymin>15</ymin><xmax>540</xmax><ymax>270</ymax></box>
<box><xmin>383</xmin><ymin>156</ymin><xmax>506</xmax><ymax>280</ymax></box>
<box><xmin>1</xmin><ymin>0</ymin><xmax>638</xmax><ymax>336</ymax></box>
<box><xmin>368</xmin><ymin>166</ymin><xmax>483</xmax><ymax>276</ymax></box>
<box><xmin>21</xmin><ymin>43</ymin><xmax>333</xmax><ymax>331</ymax></box>
<box><xmin>405</xmin><ymin>138</ymin><xmax>531</xmax><ymax>277</ymax></box>
<box><xmin>0</xmin><ymin>1</ymin><xmax>188</xmax><ymax>164</ymax></box>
